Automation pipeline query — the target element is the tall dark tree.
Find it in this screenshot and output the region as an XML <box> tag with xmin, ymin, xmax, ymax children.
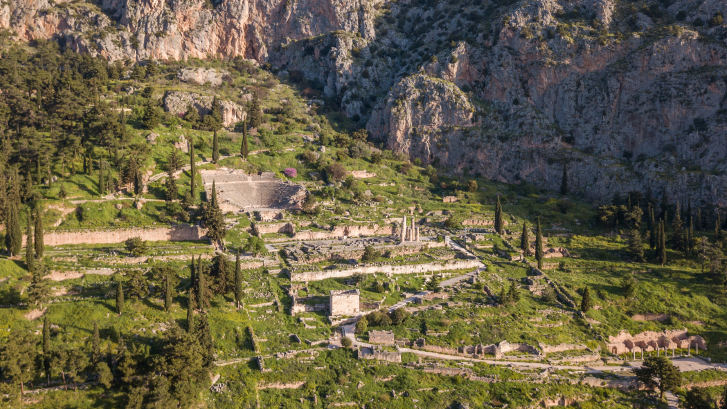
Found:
<box><xmin>580</xmin><ymin>286</ymin><xmax>592</xmax><ymax>312</ymax></box>
<box><xmin>97</xmin><ymin>160</ymin><xmax>106</xmax><ymax>195</ymax></box>
<box><xmin>635</xmin><ymin>356</ymin><xmax>681</xmax><ymax>401</ymax></box>
<box><xmin>716</xmin><ymin>214</ymin><xmax>722</xmax><ymax>242</ymax></box>
<box><xmin>494</xmin><ymin>195</ymin><xmax>503</xmax><ymax>235</ymax></box>
<box><xmin>196</xmin><ymin>258</ymin><xmax>210</xmax><ymax>310</ymax></box>
<box><xmin>673</xmin><ymin>202</ymin><xmax>685</xmax><ymax>251</ymax></box>
<box><xmin>116</xmin><ymin>281</ymin><xmax>125</xmax><ymax>314</ymax></box>
<box><xmin>520</xmin><ymin>222</ymin><xmax>530</xmax><ymax>256</ymax></box>
<box><xmin>235</xmin><ymin>251</ymin><xmax>243</xmax><ymax>308</ymax></box>
<box><xmin>649</xmin><ymin>207</ymin><xmax>657</xmax><ymax>250</ymax></box>
<box><xmin>560</xmin><ymin>163</ymin><xmax>568</xmax><ymax>195</ymax></box>
<box><xmin>25</xmin><ymin>216</ymin><xmax>34</xmax><ymax>273</ymax></box>
<box><xmin>195</xmin><ymin>313</ymin><xmax>214</xmax><ymax>368</ymax></box>
<box><xmin>43</xmin><ymin>316</ymin><xmax>52</xmax><ymax>385</ymax></box>
<box><xmin>248</xmin><ymin>93</ymin><xmax>261</xmax><ymax>129</ymax></box>
<box><xmin>34</xmin><ymin>208</ymin><xmax>44</xmax><ymax>259</ymax></box>
<box><xmin>187</xmin><ymin>292</ymin><xmax>196</xmax><ymax>333</ymax></box>
<box><xmin>165</xmin><ymin>170</ymin><xmax>177</xmax><ymax>201</ymax></box>
<box><xmin>629</xmin><ymin>229</ymin><xmax>645</xmax><ymax>262</ymax></box>
<box><xmin>535</xmin><ymin>218</ymin><xmax>544</xmax><ymax>270</ymax></box>
<box><xmin>5</xmin><ymin>200</ymin><xmax>21</xmax><ymax>256</ymax></box>
<box><xmin>212</xmin><ymin>130</ymin><xmax>220</xmax><ymax>164</ymax></box>
<box><xmin>142</xmin><ymin>99</ymin><xmax>161</xmax><ymax>129</ymax></box>
<box><xmin>240</xmin><ymin>120</ymin><xmax>249</xmax><ymax>159</ymax></box>
<box><xmin>658</xmin><ymin>221</ymin><xmax>667</xmax><ymax>266</ymax></box>
<box><xmin>203</xmin><ymin>181</ymin><xmax>227</xmax><ymax>242</ymax></box>
<box><xmin>92</xmin><ymin>321</ymin><xmax>100</xmax><ymax>365</ymax></box>
<box><xmin>189</xmin><ymin>137</ymin><xmax>196</xmax><ymax>203</ymax></box>
<box><xmin>165</xmin><ymin>272</ymin><xmax>173</xmax><ymax>312</ymax></box>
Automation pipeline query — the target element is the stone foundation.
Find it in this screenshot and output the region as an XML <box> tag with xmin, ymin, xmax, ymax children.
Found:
<box><xmin>289</xmin><ymin>259</ymin><xmax>481</xmax><ymax>282</ymax></box>
<box><xmin>27</xmin><ymin>225</ymin><xmax>206</xmax><ymax>246</ymax></box>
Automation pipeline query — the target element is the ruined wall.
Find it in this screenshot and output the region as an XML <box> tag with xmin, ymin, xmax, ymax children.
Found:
<box><xmin>607</xmin><ymin>329</ymin><xmax>706</xmax><ymax>355</ymax></box>
<box><xmin>539</xmin><ymin>343</ymin><xmax>589</xmax><ymax>355</ymax></box>
<box><xmin>290</xmin><ymin>259</ymin><xmax>481</xmax><ymax>282</ymax></box>
<box><xmin>330</xmin><ymin>290</ymin><xmax>359</xmax><ymax>316</ymax></box>
<box><xmin>369</xmin><ymin>330</ymin><xmax>395</xmax><ymax>346</ymax></box>
<box><xmin>26</xmin><ymin>225</ymin><xmax>206</xmax><ymax>246</ymax></box>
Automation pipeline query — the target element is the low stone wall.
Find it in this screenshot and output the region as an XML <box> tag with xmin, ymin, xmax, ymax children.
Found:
<box><xmin>29</xmin><ymin>225</ymin><xmax>206</xmax><ymax>246</ymax></box>
<box><xmin>358</xmin><ymin>346</ymin><xmax>401</xmax><ymax>363</ymax></box>
<box><xmin>289</xmin><ymin>259</ymin><xmax>481</xmax><ymax>282</ymax></box>
<box><xmin>539</xmin><ymin>343</ymin><xmax>589</xmax><ymax>354</ymax></box>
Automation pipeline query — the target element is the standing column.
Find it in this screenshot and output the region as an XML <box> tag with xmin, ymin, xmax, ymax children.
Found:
<box><xmin>402</xmin><ymin>216</ymin><xmax>407</xmax><ymax>242</ymax></box>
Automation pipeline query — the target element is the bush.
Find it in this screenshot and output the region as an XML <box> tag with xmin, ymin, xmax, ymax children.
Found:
<box><xmin>340</xmin><ymin>337</ymin><xmax>352</xmax><ymax>348</ymax></box>
<box><xmin>283</xmin><ymin>168</ymin><xmax>297</xmax><ymax>178</ymax></box>
<box><xmin>125</xmin><ymin>237</ymin><xmax>147</xmax><ymax>257</ymax></box>
<box><xmin>326</xmin><ymin>163</ymin><xmax>347</xmax><ymax>182</ymax></box>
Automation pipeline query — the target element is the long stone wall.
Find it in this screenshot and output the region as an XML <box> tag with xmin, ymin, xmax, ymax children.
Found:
<box><xmin>289</xmin><ymin>259</ymin><xmax>481</xmax><ymax>282</ymax></box>
<box><xmin>25</xmin><ymin>225</ymin><xmax>207</xmax><ymax>246</ymax></box>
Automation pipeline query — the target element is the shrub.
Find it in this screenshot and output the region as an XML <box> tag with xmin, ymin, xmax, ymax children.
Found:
<box><xmin>125</xmin><ymin>237</ymin><xmax>147</xmax><ymax>257</ymax></box>
<box><xmin>283</xmin><ymin>168</ymin><xmax>297</xmax><ymax>178</ymax></box>
<box><xmin>326</xmin><ymin>163</ymin><xmax>347</xmax><ymax>182</ymax></box>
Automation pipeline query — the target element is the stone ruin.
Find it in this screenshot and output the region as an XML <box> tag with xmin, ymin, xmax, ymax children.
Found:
<box><xmin>400</xmin><ymin>216</ymin><xmax>421</xmax><ymax>242</ymax></box>
<box><xmin>201</xmin><ymin>169</ymin><xmax>307</xmax><ymax>211</ymax></box>
<box><xmin>607</xmin><ymin>329</ymin><xmax>706</xmax><ymax>355</ymax></box>
<box><xmin>329</xmin><ymin>289</ymin><xmax>360</xmax><ymax>317</ymax></box>
<box><xmin>357</xmin><ymin>345</ymin><xmax>401</xmax><ymax>362</ymax></box>
<box><xmin>369</xmin><ymin>330</ymin><xmax>395</xmax><ymax>346</ymax></box>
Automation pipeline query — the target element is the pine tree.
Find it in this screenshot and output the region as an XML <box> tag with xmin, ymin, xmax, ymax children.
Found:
<box><xmin>168</xmin><ymin>149</ymin><xmax>181</xmax><ymax>173</ymax></box>
<box><xmin>204</xmin><ymin>181</ymin><xmax>227</xmax><ymax>242</ymax></box>
<box><xmin>249</xmin><ymin>93</ymin><xmax>261</xmax><ymax>129</ymax></box>
<box><xmin>520</xmin><ymin>222</ymin><xmax>530</xmax><ymax>256</ymax></box>
<box><xmin>142</xmin><ymin>100</ymin><xmax>161</xmax><ymax>129</ymax></box>
<box><xmin>560</xmin><ymin>163</ymin><xmax>568</xmax><ymax>195</ymax></box>
<box><xmin>580</xmin><ymin>286</ymin><xmax>591</xmax><ymax>312</ymax></box>
<box><xmin>185</xmin><ymin>104</ymin><xmax>200</xmax><ymax>128</ymax></box>
<box><xmin>535</xmin><ymin>218</ymin><xmax>544</xmax><ymax>270</ymax></box>
<box><xmin>189</xmin><ymin>138</ymin><xmax>196</xmax><ymax>203</ymax></box>
<box><xmin>672</xmin><ymin>202</ymin><xmax>684</xmax><ymax>251</ymax></box>
<box><xmin>27</xmin><ymin>270</ymin><xmax>51</xmax><ymax>308</ymax></box>
<box><xmin>212</xmin><ymin>130</ymin><xmax>220</xmax><ymax>164</ymax></box>
<box><xmin>629</xmin><ymin>229</ymin><xmax>645</xmax><ymax>262</ymax></box>
<box><xmin>34</xmin><ymin>208</ymin><xmax>44</xmax><ymax>259</ymax></box>
<box><xmin>507</xmin><ymin>281</ymin><xmax>520</xmax><ymax>304</ymax></box>
<box><xmin>235</xmin><ymin>251</ymin><xmax>243</xmax><ymax>308</ymax></box>
<box><xmin>240</xmin><ymin>120</ymin><xmax>249</xmax><ymax>159</ymax></box>
<box><xmin>116</xmin><ymin>281</ymin><xmax>124</xmax><ymax>314</ymax></box>
<box><xmin>92</xmin><ymin>321</ymin><xmax>100</xmax><ymax>364</ymax></box>
<box><xmin>494</xmin><ymin>195</ymin><xmax>503</xmax><ymax>235</ymax></box>
<box><xmin>25</xmin><ymin>216</ymin><xmax>34</xmax><ymax>273</ymax></box>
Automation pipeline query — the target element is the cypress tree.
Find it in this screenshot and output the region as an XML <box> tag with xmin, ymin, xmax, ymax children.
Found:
<box><xmin>580</xmin><ymin>287</ymin><xmax>591</xmax><ymax>312</ymax></box>
<box><xmin>165</xmin><ymin>170</ymin><xmax>177</xmax><ymax>201</ymax></box>
<box><xmin>672</xmin><ymin>202</ymin><xmax>684</xmax><ymax>250</ymax></box>
<box><xmin>204</xmin><ymin>181</ymin><xmax>227</xmax><ymax>242</ymax></box>
<box><xmin>197</xmin><ymin>257</ymin><xmax>208</xmax><ymax>310</ymax></box>
<box><xmin>164</xmin><ymin>273</ymin><xmax>172</xmax><ymax>313</ymax></box>
<box><xmin>649</xmin><ymin>207</ymin><xmax>657</xmax><ymax>250</ymax></box>
<box><xmin>658</xmin><ymin>222</ymin><xmax>667</xmax><ymax>266</ymax></box>
<box><xmin>5</xmin><ymin>200</ymin><xmax>21</xmax><ymax>256</ymax></box>
<box><xmin>716</xmin><ymin>214</ymin><xmax>722</xmax><ymax>241</ymax></box>
<box><xmin>249</xmin><ymin>93</ymin><xmax>261</xmax><ymax>129</ymax></box>
<box><xmin>116</xmin><ymin>281</ymin><xmax>124</xmax><ymax>314</ymax></box>
<box><xmin>98</xmin><ymin>160</ymin><xmax>105</xmax><ymax>195</ymax></box>
<box><xmin>189</xmin><ymin>138</ymin><xmax>196</xmax><ymax>203</ymax></box>
<box><xmin>187</xmin><ymin>291</ymin><xmax>196</xmax><ymax>333</ymax></box>
<box><xmin>520</xmin><ymin>222</ymin><xmax>530</xmax><ymax>256</ymax></box>
<box><xmin>240</xmin><ymin>120</ymin><xmax>249</xmax><ymax>159</ymax></box>
<box><xmin>43</xmin><ymin>316</ymin><xmax>51</xmax><ymax>385</ymax></box>
<box><xmin>697</xmin><ymin>208</ymin><xmax>702</xmax><ymax>232</ymax></box>
<box><xmin>560</xmin><ymin>163</ymin><xmax>568</xmax><ymax>195</ymax></box>
<box><xmin>535</xmin><ymin>218</ymin><xmax>544</xmax><ymax>270</ymax></box>
<box><xmin>92</xmin><ymin>321</ymin><xmax>100</xmax><ymax>364</ymax></box>
<box><xmin>25</xmin><ymin>216</ymin><xmax>34</xmax><ymax>273</ymax></box>
<box><xmin>494</xmin><ymin>195</ymin><xmax>503</xmax><ymax>235</ymax></box>
<box><xmin>212</xmin><ymin>130</ymin><xmax>219</xmax><ymax>164</ymax></box>
<box><xmin>34</xmin><ymin>208</ymin><xmax>44</xmax><ymax>259</ymax></box>
<box><xmin>235</xmin><ymin>251</ymin><xmax>243</xmax><ymax>308</ymax></box>
<box><xmin>196</xmin><ymin>313</ymin><xmax>214</xmax><ymax>368</ymax></box>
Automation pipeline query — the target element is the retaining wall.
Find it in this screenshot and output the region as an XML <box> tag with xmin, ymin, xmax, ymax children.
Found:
<box><xmin>289</xmin><ymin>259</ymin><xmax>481</xmax><ymax>282</ymax></box>
<box><xmin>27</xmin><ymin>225</ymin><xmax>206</xmax><ymax>246</ymax></box>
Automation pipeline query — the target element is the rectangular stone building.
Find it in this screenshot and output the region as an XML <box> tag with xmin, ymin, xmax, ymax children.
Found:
<box><xmin>329</xmin><ymin>289</ymin><xmax>360</xmax><ymax>316</ymax></box>
<box><xmin>369</xmin><ymin>330</ymin><xmax>395</xmax><ymax>346</ymax></box>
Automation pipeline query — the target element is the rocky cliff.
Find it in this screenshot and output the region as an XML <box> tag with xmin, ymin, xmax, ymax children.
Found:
<box><xmin>2</xmin><ymin>0</ymin><xmax>726</xmax><ymax>203</ymax></box>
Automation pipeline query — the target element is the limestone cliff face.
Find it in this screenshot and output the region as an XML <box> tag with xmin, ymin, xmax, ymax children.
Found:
<box><xmin>1</xmin><ymin>0</ymin><xmax>379</xmax><ymax>61</ymax></box>
<box><xmin>4</xmin><ymin>0</ymin><xmax>727</xmax><ymax>202</ymax></box>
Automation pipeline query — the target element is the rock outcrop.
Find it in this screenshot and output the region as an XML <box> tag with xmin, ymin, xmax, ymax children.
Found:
<box><xmin>163</xmin><ymin>91</ymin><xmax>245</xmax><ymax>127</ymax></box>
<box><xmin>177</xmin><ymin>68</ymin><xmax>232</xmax><ymax>86</ymax></box>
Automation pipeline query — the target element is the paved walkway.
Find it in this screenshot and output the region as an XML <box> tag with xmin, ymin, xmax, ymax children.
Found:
<box><xmin>666</xmin><ymin>391</ymin><xmax>680</xmax><ymax>409</ymax></box>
